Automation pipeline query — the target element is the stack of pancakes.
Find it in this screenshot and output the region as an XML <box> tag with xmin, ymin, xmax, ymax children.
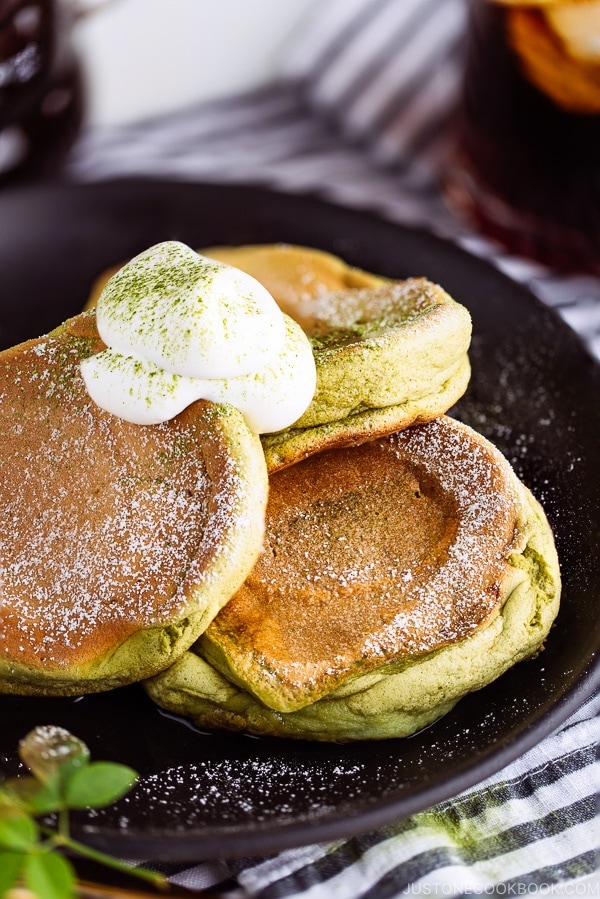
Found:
<box><xmin>0</xmin><ymin>243</ymin><xmax>560</xmax><ymax>741</ymax></box>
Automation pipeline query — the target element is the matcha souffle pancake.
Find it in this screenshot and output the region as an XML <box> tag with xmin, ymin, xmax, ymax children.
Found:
<box><xmin>89</xmin><ymin>243</ymin><xmax>473</xmax><ymax>472</ymax></box>
<box><xmin>0</xmin><ymin>240</ymin><xmax>325</xmax><ymax>696</ymax></box>
<box><xmin>203</xmin><ymin>244</ymin><xmax>472</xmax><ymax>470</ymax></box>
<box><xmin>146</xmin><ymin>416</ymin><xmax>561</xmax><ymax>742</ymax></box>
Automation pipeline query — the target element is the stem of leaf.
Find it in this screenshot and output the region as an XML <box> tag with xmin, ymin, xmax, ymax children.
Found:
<box><xmin>40</xmin><ymin>825</ymin><xmax>166</xmax><ymax>888</ymax></box>
<box><xmin>58</xmin><ymin>806</ymin><xmax>70</xmax><ymax>840</ymax></box>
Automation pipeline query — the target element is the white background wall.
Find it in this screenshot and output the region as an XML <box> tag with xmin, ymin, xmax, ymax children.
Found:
<box><xmin>73</xmin><ymin>0</ymin><xmax>318</xmax><ymax>128</ymax></box>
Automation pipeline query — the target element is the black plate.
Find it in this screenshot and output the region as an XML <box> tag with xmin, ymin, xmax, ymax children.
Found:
<box><xmin>0</xmin><ymin>180</ymin><xmax>598</xmax><ymax>862</ymax></box>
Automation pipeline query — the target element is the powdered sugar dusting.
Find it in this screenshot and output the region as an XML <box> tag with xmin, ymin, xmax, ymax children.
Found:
<box><xmin>210</xmin><ymin>416</ymin><xmax>522</xmax><ymax>703</ymax></box>
<box><xmin>0</xmin><ymin>322</ymin><xmax>255</xmax><ymax>672</ymax></box>
<box><xmin>306</xmin><ymin>279</ymin><xmax>437</xmax><ymax>347</ymax></box>
<box><xmin>90</xmin><ymin>756</ymin><xmax>373</xmax><ymax>830</ymax></box>
<box><xmin>367</xmin><ymin>418</ymin><xmax>521</xmax><ymax>656</ymax></box>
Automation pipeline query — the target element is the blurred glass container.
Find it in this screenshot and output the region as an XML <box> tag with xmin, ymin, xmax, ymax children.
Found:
<box><xmin>0</xmin><ymin>0</ymin><xmax>85</xmax><ymax>183</ymax></box>
<box><xmin>443</xmin><ymin>0</ymin><xmax>600</xmax><ymax>275</ymax></box>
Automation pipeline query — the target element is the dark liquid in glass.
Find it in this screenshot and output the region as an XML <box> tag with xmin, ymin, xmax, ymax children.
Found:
<box><xmin>444</xmin><ymin>0</ymin><xmax>600</xmax><ymax>275</ymax></box>
<box><xmin>0</xmin><ymin>0</ymin><xmax>83</xmax><ymax>183</ymax></box>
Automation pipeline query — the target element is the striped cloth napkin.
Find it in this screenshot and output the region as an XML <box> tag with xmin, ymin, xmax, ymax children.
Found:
<box><xmin>65</xmin><ymin>0</ymin><xmax>600</xmax><ymax>894</ymax></box>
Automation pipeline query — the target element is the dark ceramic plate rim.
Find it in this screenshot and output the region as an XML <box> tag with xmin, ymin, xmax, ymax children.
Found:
<box><xmin>0</xmin><ymin>179</ymin><xmax>598</xmax><ymax>862</ymax></box>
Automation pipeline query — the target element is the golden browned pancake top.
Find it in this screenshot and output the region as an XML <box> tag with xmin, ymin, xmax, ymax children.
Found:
<box><xmin>203</xmin><ymin>417</ymin><xmax>524</xmax><ymax>711</ymax></box>
<box><xmin>0</xmin><ymin>313</ymin><xmax>258</xmax><ymax>673</ymax></box>
<box><xmin>203</xmin><ymin>243</ymin><xmax>385</xmax><ymax>325</ymax></box>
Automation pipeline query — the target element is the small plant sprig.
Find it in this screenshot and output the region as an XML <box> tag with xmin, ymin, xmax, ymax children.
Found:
<box><xmin>0</xmin><ymin>725</ymin><xmax>166</xmax><ymax>899</ymax></box>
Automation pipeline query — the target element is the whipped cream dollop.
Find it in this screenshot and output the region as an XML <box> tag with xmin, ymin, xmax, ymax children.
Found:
<box><xmin>80</xmin><ymin>241</ymin><xmax>316</xmax><ymax>432</ymax></box>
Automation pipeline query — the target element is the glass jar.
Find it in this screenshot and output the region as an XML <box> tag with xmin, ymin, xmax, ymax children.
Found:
<box><xmin>0</xmin><ymin>0</ymin><xmax>84</xmax><ymax>183</ymax></box>
<box><xmin>443</xmin><ymin>0</ymin><xmax>600</xmax><ymax>275</ymax></box>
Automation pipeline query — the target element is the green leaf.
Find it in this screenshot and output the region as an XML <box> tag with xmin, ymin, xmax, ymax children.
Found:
<box><xmin>1</xmin><ymin>775</ymin><xmax>62</xmax><ymax>815</ymax></box>
<box><xmin>64</xmin><ymin>761</ymin><xmax>137</xmax><ymax>809</ymax></box>
<box><xmin>23</xmin><ymin>850</ymin><xmax>76</xmax><ymax>899</ymax></box>
<box><xmin>0</xmin><ymin>850</ymin><xmax>24</xmax><ymax>896</ymax></box>
<box><xmin>19</xmin><ymin>727</ymin><xmax>90</xmax><ymax>786</ymax></box>
<box><xmin>26</xmin><ymin>779</ymin><xmax>64</xmax><ymax>816</ymax></box>
<box><xmin>0</xmin><ymin>784</ymin><xmax>23</xmax><ymax>815</ymax></box>
<box><xmin>2</xmin><ymin>775</ymin><xmax>43</xmax><ymax>806</ymax></box>
<box><xmin>0</xmin><ymin>811</ymin><xmax>38</xmax><ymax>850</ymax></box>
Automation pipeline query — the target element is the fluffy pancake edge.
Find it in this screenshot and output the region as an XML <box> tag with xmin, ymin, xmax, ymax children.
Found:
<box><xmin>262</xmin><ymin>353</ymin><xmax>471</xmax><ymax>472</ymax></box>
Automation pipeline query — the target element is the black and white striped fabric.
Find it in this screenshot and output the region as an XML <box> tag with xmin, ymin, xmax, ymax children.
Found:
<box><xmin>144</xmin><ymin>695</ymin><xmax>600</xmax><ymax>896</ymax></box>
<box><xmin>65</xmin><ymin>0</ymin><xmax>600</xmax><ymax>894</ymax></box>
